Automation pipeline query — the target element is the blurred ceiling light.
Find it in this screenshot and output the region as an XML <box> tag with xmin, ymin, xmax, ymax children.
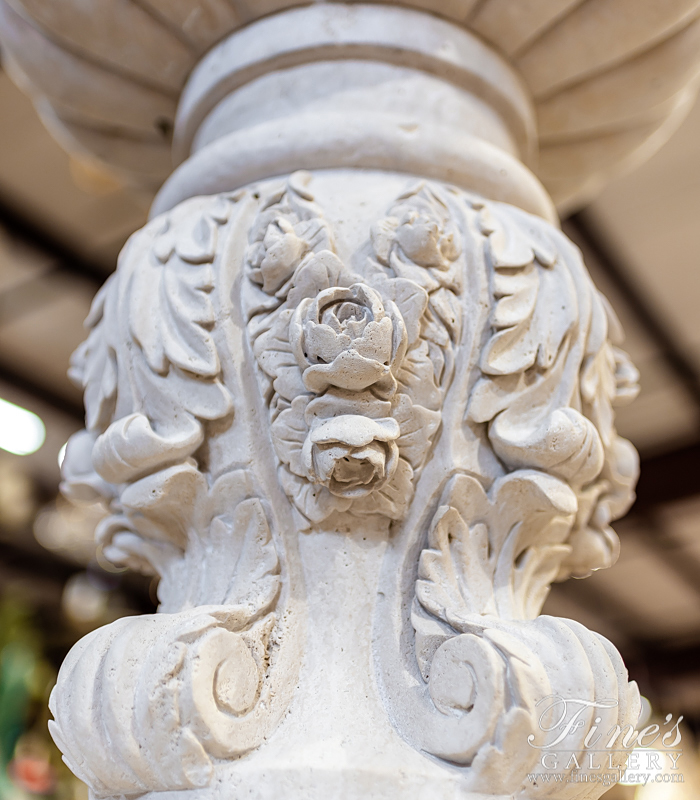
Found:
<box><xmin>34</xmin><ymin>497</ymin><xmax>105</xmax><ymax>564</ymax></box>
<box><xmin>62</xmin><ymin>572</ymin><xmax>108</xmax><ymax>626</ymax></box>
<box><xmin>0</xmin><ymin>397</ymin><xmax>45</xmax><ymax>455</ymax></box>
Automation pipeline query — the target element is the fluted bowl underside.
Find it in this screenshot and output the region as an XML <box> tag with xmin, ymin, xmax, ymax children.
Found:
<box><xmin>1</xmin><ymin>0</ymin><xmax>699</xmax><ymax>210</ymax></box>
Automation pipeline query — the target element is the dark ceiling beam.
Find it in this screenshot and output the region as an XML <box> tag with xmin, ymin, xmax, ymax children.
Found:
<box><xmin>624</xmin><ymin>642</ymin><xmax>700</xmax><ymax>728</ymax></box>
<box><xmin>554</xmin><ymin>577</ymin><xmax>700</xmax><ymax>722</ymax></box>
<box><xmin>0</xmin><ymin>537</ymin><xmax>80</xmax><ymax>586</ymax></box>
<box><xmin>629</xmin><ymin>638</ymin><xmax>700</xmax><ymax>678</ymax></box>
<box><xmin>624</xmin><ymin>636</ymin><xmax>700</xmax><ymax>727</ymax></box>
<box><xmin>0</xmin><ymin>189</ymin><xmax>107</xmax><ymax>287</ymax></box>
<box><xmin>567</xmin><ymin>211</ymin><xmax>700</xmax><ymax>415</ymax></box>
<box><xmin>0</xmin><ymin>359</ymin><xmax>84</xmax><ymax>421</ymax></box>
<box><xmin>634</xmin><ymin>441</ymin><xmax>700</xmax><ymax>509</ymax></box>
<box><xmin>632</xmin><ymin>514</ymin><xmax>700</xmax><ymax>604</ymax></box>
<box><xmin>551</xmin><ymin>576</ymin><xmax>640</xmax><ymax>651</ymax></box>
<box><xmin>0</xmin><ymin>193</ymin><xmax>98</xmax><ymax>422</ymax></box>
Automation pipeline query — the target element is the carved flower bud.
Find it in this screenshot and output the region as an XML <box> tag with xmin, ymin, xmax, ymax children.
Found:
<box><xmin>247</xmin><ymin>217</ymin><xmax>308</xmax><ymax>294</ymax></box>
<box><xmin>301</xmin><ymin>415</ymin><xmax>400</xmax><ymax>498</ymax></box>
<box><xmin>290</xmin><ymin>283</ymin><xmax>407</xmax><ymax>395</ymax></box>
<box><xmin>395</xmin><ymin>210</ymin><xmax>461</xmax><ymax>270</ymax></box>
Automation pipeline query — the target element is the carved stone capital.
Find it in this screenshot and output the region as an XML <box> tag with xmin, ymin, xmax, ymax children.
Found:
<box><xmin>53</xmin><ymin>169</ymin><xmax>640</xmax><ymax>799</ymax></box>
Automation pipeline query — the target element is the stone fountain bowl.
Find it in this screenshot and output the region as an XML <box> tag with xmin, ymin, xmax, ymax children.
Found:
<box><xmin>1</xmin><ymin>0</ymin><xmax>699</xmax><ymax>212</ymax></box>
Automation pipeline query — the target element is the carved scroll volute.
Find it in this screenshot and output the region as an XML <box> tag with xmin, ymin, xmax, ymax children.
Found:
<box><xmin>54</xmin><ymin>189</ymin><xmax>303</xmax><ymax>796</ymax></box>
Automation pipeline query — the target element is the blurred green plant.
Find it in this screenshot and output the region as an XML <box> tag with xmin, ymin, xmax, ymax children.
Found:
<box><xmin>0</xmin><ymin>593</ymin><xmax>84</xmax><ymax>800</ymax></box>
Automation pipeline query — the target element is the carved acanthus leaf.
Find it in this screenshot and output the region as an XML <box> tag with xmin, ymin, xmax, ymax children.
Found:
<box><xmin>415</xmin><ymin>471</ymin><xmax>576</xmax><ymax>631</ymax></box>
<box><xmin>62</xmin><ymin>194</ymin><xmax>241</xmax><ymax>584</ymax></box>
<box><xmin>410</xmin><ymin>474</ymin><xmax>638</xmax><ymax>794</ymax></box>
<box><xmin>69</xmin><ymin>278</ymin><xmax>118</xmax><ymax>432</ymax></box>
<box><xmin>466</xmin><ymin>199</ymin><xmax>639</xmax><ymax>579</ymax></box>
<box><xmin>131</xmin><ymin>216</ymin><xmax>219</xmax><ymax>377</ymax></box>
<box><xmin>98</xmin><ymin>460</ymin><xmax>280</xmax><ymax>617</ymax></box>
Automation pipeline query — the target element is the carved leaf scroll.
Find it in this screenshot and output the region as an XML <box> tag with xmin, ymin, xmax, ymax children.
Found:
<box><xmin>49</xmin><ymin>599</ymin><xmax>279</xmax><ymax>796</ymax></box>
<box><xmin>409</xmin><ymin>614</ymin><xmax>640</xmax><ymax>796</ymax></box>
<box><xmin>63</xmin><ymin>194</ymin><xmax>241</xmax><ymax>586</ymax></box>
<box><xmin>415</xmin><ymin>470</ymin><xmax>577</xmax><ymax>634</ymax></box>
<box><xmin>403</xmin><ymin>194</ymin><xmax>641</xmax><ymax>796</ymax></box>
<box><xmin>57</xmin><ymin>192</ymin><xmax>287</xmax><ymax>795</ymax></box>
<box><xmin>466</xmin><ymin>199</ymin><xmax>639</xmax><ymax>579</ymax></box>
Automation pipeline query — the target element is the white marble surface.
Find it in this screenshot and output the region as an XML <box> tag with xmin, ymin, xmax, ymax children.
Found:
<box><xmin>0</xmin><ymin>3</ymin><xmax>677</xmax><ymax>797</ymax></box>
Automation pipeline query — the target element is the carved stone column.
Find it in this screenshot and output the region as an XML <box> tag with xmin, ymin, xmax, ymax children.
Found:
<box><xmin>3</xmin><ymin>2</ymin><xmax>699</xmax><ymax>799</ymax></box>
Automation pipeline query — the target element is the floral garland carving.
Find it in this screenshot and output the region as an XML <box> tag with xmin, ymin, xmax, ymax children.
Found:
<box><xmin>243</xmin><ymin>174</ymin><xmax>463</xmax><ymax>527</ymax></box>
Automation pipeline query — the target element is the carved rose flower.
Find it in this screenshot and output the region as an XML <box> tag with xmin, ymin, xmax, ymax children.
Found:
<box><xmin>247</xmin><ymin>216</ymin><xmax>330</xmax><ymax>295</ymax></box>
<box><xmin>394</xmin><ymin>210</ymin><xmax>461</xmax><ymax>270</ymax></box>
<box><xmin>271</xmin><ymin>393</ymin><xmax>417</xmax><ymax>524</ymax></box>
<box><xmin>247</xmin><ymin>217</ymin><xmax>305</xmax><ymax>294</ymax></box>
<box><xmin>371</xmin><ymin>190</ymin><xmax>461</xmax><ymax>273</ymax></box>
<box><xmin>290</xmin><ymin>283</ymin><xmax>407</xmax><ymax>394</ymax></box>
<box><xmin>302</xmin><ymin>415</ymin><xmax>400</xmax><ymax>498</ymax></box>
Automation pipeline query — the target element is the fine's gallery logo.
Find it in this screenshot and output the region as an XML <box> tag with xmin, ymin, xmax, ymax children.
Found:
<box><xmin>526</xmin><ymin>696</ymin><xmax>684</xmax><ymax>788</ymax></box>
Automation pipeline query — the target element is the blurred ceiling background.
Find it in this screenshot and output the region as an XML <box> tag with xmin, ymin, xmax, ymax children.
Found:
<box><xmin>0</xmin><ymin>51</ymin><xmax>699</xmax><ymax>745</ymax></box>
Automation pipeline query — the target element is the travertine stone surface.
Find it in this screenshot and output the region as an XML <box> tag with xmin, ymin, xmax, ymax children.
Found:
<box><xmin>0</xmin><ymin>2</ymin><xmax>687</xmax><ymax>798</ymax></box>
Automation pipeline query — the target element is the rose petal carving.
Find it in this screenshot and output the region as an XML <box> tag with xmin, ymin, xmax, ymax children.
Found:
<box><xmin>302</xmin><ymin>415</ymin><xmax>400</xmax><ymax>498</ymax></box>
<box><xmin>290</xmin><ymin>283</ymin><xmax>407</xmax><ymax>395</ymax></box>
